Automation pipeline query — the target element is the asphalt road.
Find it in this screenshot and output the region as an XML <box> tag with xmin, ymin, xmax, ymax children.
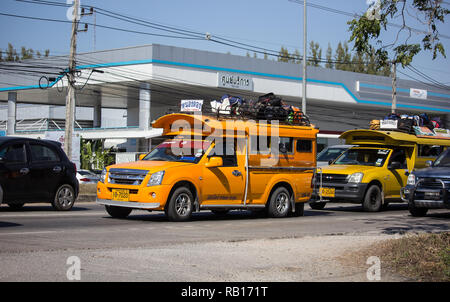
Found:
<box><xmin>0</xmin><ymin>201</ymin><xmax>448</xmax><ymax>281</ymax></box>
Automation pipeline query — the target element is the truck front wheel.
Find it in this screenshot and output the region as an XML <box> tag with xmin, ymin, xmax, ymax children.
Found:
<box><xmin>408</xmin><ymin>202</ymin><xmax>428</xmax><ymax>217</ymax></box>
<box><xmin>166</xmin><ymin>187</ymin><xmax>194</xmax><ymax>222</ymax></box>
<box><xmin>362</xmin><ymin>185</ymin><xmax>382</xmax><ymax>212</ymax></box>
<box><xmin>105</xmin><ymin>205</ymin><xmax>132</xmax><ymax>218</ymax></box>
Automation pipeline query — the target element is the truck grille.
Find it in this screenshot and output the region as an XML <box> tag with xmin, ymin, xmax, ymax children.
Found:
<box><xmin>417</xmin><ymin>178</ymin><xmax>450</xmax><ymax>189</ymax></box>
<box><xmin>108</xmin><ymin>168</ymin><xmax>148</xmax><ymax>186</ymax></box>
<box><xmin>315</xmin><ymin>173</ymin><xmax>348</xmax><ymax>184</ymax></box>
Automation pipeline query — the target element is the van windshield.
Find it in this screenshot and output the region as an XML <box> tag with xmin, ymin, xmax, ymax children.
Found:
<box><xmin>143</xmin><ymin>140</ymin><xmax>211</xmax><ymax>163</ymax></box>
<box><xmin>433</xmin><ymin>149</ymin><xmax>450</xmax><ymax>167</ymax></box>
<box><xmin>333</xmin><ymin>148</ymin><xmax>391</xmax><ymax>167</ymax></box>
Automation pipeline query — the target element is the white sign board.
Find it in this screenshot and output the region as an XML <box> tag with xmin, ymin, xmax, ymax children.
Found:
<box><xmin>380</xmin><ymin>120</ymin><xmax>398</xmax><ymax>129</ymax></box>
<box><xmin>45</xmin><ymin>131</ymin><xmax>81</xmax><ymax>168</ymax></box>
<box><xmin>181</xmin><ymin>99</ymin><xmax>203</xmax><ymax>112</ymax></box>
<box><xmin>218</xmin><ymin>72</ymin><xmax>253</xmax><ymax>91</ymax></box>
<box><xmin>410</xmin><ymin>88</ymin><xmax>427</xmax><ymax>100</ymax></box>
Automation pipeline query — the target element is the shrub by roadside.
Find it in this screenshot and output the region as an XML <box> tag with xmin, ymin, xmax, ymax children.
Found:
<box><xmin>362</xmin><ymin>232</ymin><xmax>449</xmax><ymax>281</ymax></box>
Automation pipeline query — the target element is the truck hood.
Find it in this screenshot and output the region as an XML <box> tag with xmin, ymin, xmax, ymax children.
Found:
<box><xmin>107</xmin><ymin>160</ymin><xmax>193</xmax><ymax>173</ymax></box>
<box><xmin>413</xmin><ymin>167</ymin><xmax>450</xmax><ymax>179</ymax></box>
<box><xmin>318</xmin><ymin>165</ymin><xmax>380</xmax><ymax>175</ymax></box>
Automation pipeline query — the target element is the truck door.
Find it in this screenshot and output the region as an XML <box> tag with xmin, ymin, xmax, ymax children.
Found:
<box><xmin>202</xmin><ymin>141</ymin><xmax>245</xmax><ymax>205</ymax></box>
<box><xmin>385</xmin><ymin>148</ymin><xmax>408</xmax><ymax>199</ymax></box>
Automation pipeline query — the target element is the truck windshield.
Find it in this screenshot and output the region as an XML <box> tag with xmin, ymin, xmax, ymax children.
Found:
<box><xmin>333</xmin><ymin>148</ymin><xmax>390</xmax><ymax>167</ymax></box>
<box><xmin>433</xmin><ymin>149</ymin><xmax>450</xmax><ymax>167</ymax></box>
<box><xmin>143</xmin><ymin>140</ymin><xmax>211</xmax><ymax>163</ymax></box>
<box><xmin>317</xmin><ymin>147</ymin><xmax>349</xmax><ymax>162</ymax></box>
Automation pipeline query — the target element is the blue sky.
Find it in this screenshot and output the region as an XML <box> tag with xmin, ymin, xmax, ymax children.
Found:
<box><xmin>1</xmin><ymin>0</ymin><xmax>450</xmax><ymax>86</ymax></box>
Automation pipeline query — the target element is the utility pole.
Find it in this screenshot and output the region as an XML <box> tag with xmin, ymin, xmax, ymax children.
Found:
<box><xmin>64</xmin><ymin>0</ymin><xmax>80</xmax><ymax>159</ymax></box>
<box><xmin>64</xmin><ymin>1</ymin><xmax>91</xmax><ymax>159</ymax></box>
<box><xmin>302</xmin><ymin>0</ymin><xmax>307</xmax><ymax>114</ymax></box>
<box><xmin>391</xmin><ymin>62</ymin><xmax>397</xmax><ymax>114</ymax></box>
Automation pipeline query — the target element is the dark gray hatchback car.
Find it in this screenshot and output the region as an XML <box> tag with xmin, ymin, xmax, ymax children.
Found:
<box><xmin>0</xmin><ymin>136</ymin><xmax>79</xmax><ymax>211</ymax></box>
<box><xmin>401</xmin><ymin>148</ymin><xmax>450</xmax><ymax>217</ymax></box>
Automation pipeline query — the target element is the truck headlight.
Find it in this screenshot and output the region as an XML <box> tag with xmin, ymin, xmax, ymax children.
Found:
<box><xmin>348</xmin><ymin>172</ymin><xmax>364</xmax><ymax>183</ymax></box>
<box><xmin>100</xmin><ymin>168</ymin><xmax>107</xmax><ymax>183</ymax></box>
<box><xmin>147</xmin><ymin>171</ymin><xmax>165</xmax><ymax>186</ymax></box>
<box><xmin>407</xmin><ymin>174</ymin><xmax>416</xmax><ymax>186</ymax></box>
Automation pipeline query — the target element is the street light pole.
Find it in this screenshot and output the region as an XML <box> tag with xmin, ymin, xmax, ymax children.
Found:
<box><xmin>302</xmin><ymin>0</ymin><xmax>307</xmax><ymax>114</ymax></box>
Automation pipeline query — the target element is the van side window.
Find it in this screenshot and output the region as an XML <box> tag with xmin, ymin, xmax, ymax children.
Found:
<box><xmin>209</xmin><ymin>142</ymin><xmax>237</xmax><ymax>167</ymax></box>
<box><xmin>0</xmin><ymin>144</ymin><xmax>26</xmax><ymax>163</ymax></box>
<box><xmin>297</xmin><ymin>140</ymin><xmax>312</xmax><ymax>153</ymax></box>
<box><xmin>250</xmin><ymin>136</ymin><xmax>271</xmax><ymax>154</ymax></box>
<box><xmin>277</xmin><ymin>137</ymin><xmax>293</xmax><ymax>154</ymax></box>
<box><xmin>418</xmin><ymin>145</ymin><xmax>443</xmax><ymax>157</ymax></box>
<box><xmin>30</xmin><ymin>144</ymin><xmax>60</xmax><ymax>162</ymax></box>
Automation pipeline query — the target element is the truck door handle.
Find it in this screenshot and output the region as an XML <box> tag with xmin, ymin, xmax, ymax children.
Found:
<box><xmin>20</xmin><ymin>168</ymin><xmax>29</xmax><ymax>175</ymax></box>
<box><xmin>232</xmin><ymin>170</ymin><xmax>242</xmax><ymax>177</ymax></box>
<box><xmin>53</xmin><ymin>166</ymin><xmax>62</xmax><ymax>173</ymax></box>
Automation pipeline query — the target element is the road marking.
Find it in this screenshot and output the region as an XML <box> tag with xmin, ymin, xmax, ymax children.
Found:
<box><xmin>0</xmin><ymin>231</ymin><xmax>58</xmax><ymax>236</ymax></box>
<box><xmin>0</xmin><ymin>212</ymin><xmax>103</xmax><ymax>218</ymax></box>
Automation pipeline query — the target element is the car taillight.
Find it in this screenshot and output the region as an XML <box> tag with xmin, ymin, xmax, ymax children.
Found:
<box><xmin>72</xmin><ymin>163</ymin><xmax>77</xmax><ymax>174</ymax></box>
<box><xmin>80</xmin><ymin>178</ymin><xmax>90</xmax><ymax>182</ymax></box>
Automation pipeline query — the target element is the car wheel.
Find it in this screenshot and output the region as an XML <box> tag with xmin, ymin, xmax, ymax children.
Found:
<box><xmin>408</xmin><ymin>202</ymin><xmax>428</xmax><ymax>217</ymax></box>
<box><xmin>290</xmin><ymin>202</ymin><xmax>305</xmax><ymax>217</ymax></box>
<box><xmin>166</xmin><ymin>187</ymin><xmax>194</xmax><ymax>222</ymax></box>
<box><xmin>52</xmin><ymin>184</ymin><xmax>75</xmax><ymax>211</ymax></box>
<box><xmin>105</xmin><ymin>205</ymin><xmax>132</xmax><ymax>218</ymax></box>
<box><xmin>309</xmin><ymin>201</ymin><xmax>327</xmax><ymax>210</ymax></box>
<box><xmin>362</xmin><ymin>185</ymin><xmax>382</xmax><ymax>212</ymax></box>
<box><xmin>268</xmin><ymin>187</ymin><xmax>291</xmax><ymax>218</ymax></box>
<box><xmin>7</xmin><ymin>203</ymin><xmax>25</xmax><ymax>210</ymax></box>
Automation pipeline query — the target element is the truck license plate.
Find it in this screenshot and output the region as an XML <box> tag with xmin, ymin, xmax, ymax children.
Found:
<box><xmin>424</xmin><ymin>192</ymin><xmax>440</xmax><ymax>200</ymax></box>
<box><xmin>320</xmin><ymin>187</ymin><xmax>335</xmax><ymax>198</ymax></box>
<box><xmin>112</xmin><ymin>189</ymin><xmax>129</xmax><ymax>202</ymax></box>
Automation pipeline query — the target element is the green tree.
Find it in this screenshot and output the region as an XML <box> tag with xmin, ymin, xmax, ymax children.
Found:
<box><xmin>308</xmin><ymin>41</ymin><xmax>322</xmax><ymax>67</ymax></box>
<box><xmin>278</xmin><ymin>46</ymin><xmax>291</xmax><ymax>63</ymax></box>
<box><xmin>292</xmin><ymin>49</ymin><xmax>302</xmax><ymax>64</ymax></box>
<box><xmin>325</xmin><ymin>43</ymin><xmax>334</xmax><ymax>69</ymax></box>
<box><xmin>348</xmin><ymin>0</ymin><xmax>449</xmax><ymax>67</ymax></box>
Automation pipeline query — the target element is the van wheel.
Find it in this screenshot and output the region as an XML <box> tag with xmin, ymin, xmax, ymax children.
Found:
<box><xmin>268</xmin><ymin>187</ymin><xmax>291</xmax><ymax>218</ymax></box>
<box><xmin>52</xmin><ymin>185</ymin><xmax>75</xmax><ymax>211</ymax></box>
<box><xmin>290</xmin><ymin>202</ymin><xmax>305</xmax><ymax>217</ymax></box>
<box><xmin>362</xmin><ymin>185</ymin><xmax>382</xmax><ymax>212</ymax></box>
<box><xmin>105</xmin><ymin>205</ymin><xmax>132</xmax><ymax>218</ymax></box>
<box><xmin>309</xmin><ymin>201</ymin><xmax>327</xmax><ymax>210</ymax></box>
<box><xmin>166</xmin><ymin>187</ymin><xmax>194</xmax><ymax>222</ymax></box>
<box><xmin>7</xmin><ymin>203</ymin><xmax>25</xmax><ymax>210</ymax></box>
<box><xmin>408</xmin><ymin>202</ymin><xmax>428</xmax><ymax>217</ymax></box>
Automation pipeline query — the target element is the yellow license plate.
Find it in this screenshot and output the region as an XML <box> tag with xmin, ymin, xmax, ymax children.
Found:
<box><xmin>320</xmin><ymin>187</ymin><xmax>335</xmax><ymax>198</ymax></box>
<box><xmin>112</xmin><ymin>189</ymin><xmax>129</xmax><ymax>202</ymax></box>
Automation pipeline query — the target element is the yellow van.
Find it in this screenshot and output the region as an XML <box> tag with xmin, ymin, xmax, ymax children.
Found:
<box><xmin>311</xmin><ymin>129</ymin><xmax>450</xmax><ymax>212</ymax></box>
<box><xmin>97</xmin><ymin>113</ymin><xmax>319</xmax><ymax>221</ymax></box>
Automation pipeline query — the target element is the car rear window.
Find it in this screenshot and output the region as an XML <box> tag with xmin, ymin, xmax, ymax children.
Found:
<box><xmin>30</xmin><ymin>144</ymin><xmax>60</xmax><ymax>162</ymax></box>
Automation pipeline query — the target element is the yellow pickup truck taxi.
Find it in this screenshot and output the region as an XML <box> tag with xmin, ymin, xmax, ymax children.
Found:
<box><xmin>311</xmin><ymin>129</ymin><xmax>450</xmax><ymax>212</ymax></box>
<box><xmin>97</xmin><ymin>113</ymin><xmax>319</xmax><ymax>221</ymax></box>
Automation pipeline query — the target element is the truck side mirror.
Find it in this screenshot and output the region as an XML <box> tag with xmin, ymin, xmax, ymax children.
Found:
<box><xmin>328</xmin><ymin>159</ymin><xmax>334</xmax><ymax>165</ymax></box>
<box><xmin>205</xmin><ymin>156</ymin><xmax>223</xmax><ymax>168</ymax></box>
<box><xmin>425</xmin><ymin>160</ymin><xmax>433</xmax><ymax>167</ymax></box>
<box><xmin>389</xmin><ymin>161</ymin><xmax>401</xmax><ymax>169</ymax></box>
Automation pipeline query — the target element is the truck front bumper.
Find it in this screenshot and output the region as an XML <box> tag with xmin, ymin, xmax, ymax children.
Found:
<box><xmin>312</xmin><ymin>183</ymin><xmax>368</xmax><ymax>203</ymax></box>
<box><xmin>402</xmin><ymin>184</ymin><xmax>450</xmax><ymax>209</ymax></box>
